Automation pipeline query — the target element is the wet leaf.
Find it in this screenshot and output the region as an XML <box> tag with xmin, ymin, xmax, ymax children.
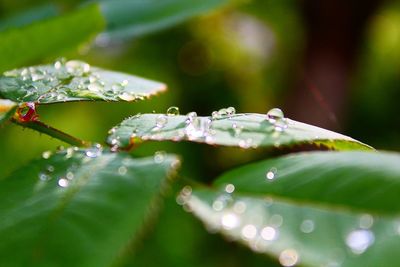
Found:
<box><xmin>0</xmin><ymin>147</ymin><xmax>180</xmax><ymax>267</ymax></box>
<box><xmin>106</xmin><ymin>112</ymin><xmax>371</xmax><ymax>151</ymax></box>
<box><xmin>215</xmin><ymin>151</ymin><xmax>400</xmax><ymax>215</ymax></box>
<box><xmin>0</xmin><ymin>99</ymin><xmax>17</xmax><ymax>125</ymax></box>
<box><xmin>181</xmin><ymin>188</ymin><xmax>399</xmax><ymax>267</ymax></box>
<box><xmin>0</xmin><ymin>60</ymin><xmax>166</xmax><ymax>104</ymax></box>
<box><xmin>179</xmin><ymin>151</ymin><xmax>400</xmax><ymax>266</ymax></box>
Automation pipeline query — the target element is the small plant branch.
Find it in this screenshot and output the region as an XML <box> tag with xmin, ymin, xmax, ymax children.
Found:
<box><xmin>11</xmin><ymin>118</ymin><xmax>90</xmax><ymax>147</ymax></box>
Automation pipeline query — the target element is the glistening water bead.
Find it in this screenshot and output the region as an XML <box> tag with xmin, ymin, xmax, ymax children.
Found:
<box><xmin>167</xmin><ymin>106</ymin><xmax>180</xmax><ymax>116</ymax></box>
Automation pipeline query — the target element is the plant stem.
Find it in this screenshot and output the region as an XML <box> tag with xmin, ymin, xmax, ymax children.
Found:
<box><xmin>11</xmin><ymin>119</ymin><xmax>90</xmax><ymax>147</ymax></box>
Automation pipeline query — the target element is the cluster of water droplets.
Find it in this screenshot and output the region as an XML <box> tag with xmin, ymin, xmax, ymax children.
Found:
<box><xmin>2</xmin><ymin>59</ymin><xmax>146</xmax><ymax>103</ymax></box>
<box><xmin>177</xmin><ymin>184</ymin><xmax>302</xmax><ymax>265</ymax></box>
<box><xmin>37</xmin><ymin>144</ymin><xmax>104</xmax><ymax>189</ymax></box>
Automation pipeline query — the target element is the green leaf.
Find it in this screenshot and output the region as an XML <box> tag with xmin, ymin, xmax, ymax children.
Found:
<box><xmin>0</xmin><ymin>4</ymin><xmax>59</xmax><ymax>32</ymax></box>
<box><xmin>106</xmin><ymin>112</ymin><xmax>371</xmax><ymax>150</ymax></box>
<box><xmin>0</xmin><ymin>99</ymin><xmax>17</xmax><ymax>125</ymax></box>
<box><xmin>0</xmin><ymin>60</ymin><xmax>166</xmax><ymax>104</ymax></box>
<box><xmin>180</xmin><ymin>186</ymin><xmax>400</xmax><ymax>267</ymax></box>
<box><xmin>215</xmin><ymin>151</ymin><xmax>400</xmax><ymax>215</ymax></box>
<box><xmin>99</xmin><ymin>0</ymin><xmax>232</xmax><ymax>40</ymax></box>
<box><xmin>180</xmin><ymin>151</ymin><xmax>400</xmax><ymax>266</ymax></box>
<box><xmin>0</xmin><ymin>147</ymin><xmax>180</xmax><ymax>267</ymax></box>
<box><xmin>0</xmin><ymin>4</ymin><xmax>105</xmax><ymax>73</ymax></box>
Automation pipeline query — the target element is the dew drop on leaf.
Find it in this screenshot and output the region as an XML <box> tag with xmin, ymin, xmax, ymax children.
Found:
<box><xmin>166</xmin><ymin>106</ymin><xmax>180</xmax><ymax>116</ymax></box>
<box><xmin>345</xmin><ymin>229</ymin><xmax>375</xmax><ymax>254</ymax></box>
<box><xmin>42</xmin><ymin>151</ymin><xmax>52</xmax><ymax>159</ymax></box>
<box><xmin>154</xmin><ymin>151</ymin><xmax>166</xmax><ymax>163</ymax></box>
<box><xmin>155</xmin><ymin>115</ymin><xmax>168</xmax><ymax>129</ymax></box>
<box><xmin>279</xmin><ymin>249</ymin><xmax>299</xmax><ymax>267</ymax></box>
<box><xmin>300</xmin><ymin>220</ymin><xmax>315</xmax><ymax>233</ymax></box>
<box><xmin>266</xmin><ymin>167</ymin><xmax>277</xmax><ymax>180</ymax></box>
<box><xmin>266</xmin><ymin>108</ymin><xmax>284</xmax><ymax>123</ymax></box>
<box><xmin>58</xmin><ymin>178</ymin><xmax>69</xmax><ymax>188</ymax></box>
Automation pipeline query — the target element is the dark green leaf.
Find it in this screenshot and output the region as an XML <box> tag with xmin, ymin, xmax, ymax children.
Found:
<box><xmin>0</xmin><ymin>147</ymin><xmax>180</xmax><ymax>267</ymax></box>
<box><xmin>100</xmin><ymin>0</ymin><xmax>232</xmax><ymax>40</ymax></box>
<box><xmin>215</xmin><ymin>151</ymin><xmax>400</xmax><ymax>215</ymax></box>
<box><xmin>180</xmin><ymin>186</ymin><xmax>400</xmax><ymax>267</ymax></box>
<box><xmin>106</xmin><ymin>112</ymin><xmax>371</xmax><ymax>150</ymax></box>
<box><xmin>0</xmin><ymin>60</ymin><xmax>166</xmax><ymax>104</ymax></box>
<box><xmin>0</xmin><ymin>99</ymin><xmax>17</xmax><ymax>125</ymax></box>
<box><xmin>0</xmin><ymin>4</ymin><xmax>105</xmax><ymax>73</ymax></box>
<box><xmin>0</xmin><ymin>4</ymin><xmax>59</xmax><ymax>32</ymax></box>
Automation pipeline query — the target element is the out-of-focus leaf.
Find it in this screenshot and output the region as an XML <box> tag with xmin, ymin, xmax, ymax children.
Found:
<box><xmin>215</xmin><ymin>151</ymin><xmax>400</xmax><ymax>215</ymax></box>
<box><xmin>180</xmin><ymin>187</ymin><xmax>400</xmax><ymax>267</ymax></box>
<box><xmin>0</xmin><ymin>99</ymin><xmax>17</xmax><ymax>125</ymax></box>
<box><xmin>180</xmin><ymin>151</ymin><xmax>400</xmax><ymax>266</ymax></box>
<box><xmin>99</xmin><ymin>0</ymin><xmax>233</xmax><ymax>40</ymax></box>
<box><xmin>0</xmin><ymin>4</ymin><xmax>105</xmax><ymax>73</ymax></box>
<box><xmin>0</xmin><ymin>147</ymin><xmax>180</xmax><ymax>267</ymax></box>
<box><xmin>0</xmin><ymin>4</ymin><xmax>59</xmax><ymax>32</ymax></box>
<box><xmin>0</xmin><ymin>60</ymin><xmax>166</xmax><ymax>104</ymax></box>
<box><xmin>106</xmin><ymin>112</ymin><xmax>371</xmax><ymax>151</ymax></box>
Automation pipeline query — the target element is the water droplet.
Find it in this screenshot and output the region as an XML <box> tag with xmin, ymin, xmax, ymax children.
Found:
<box><xmin>186</xmin><ymin>112</ymin><xmax>197</xmax><ymax>123</ymax></box>
<box><xmin>241</xmin><ymin>224</ymin><xmax>257</xmax><ymax>240</ymax></box>
<box><xmin>167</xmin><ymin>106</ymin><xmax>180</xmax><ymax>116</ymax></box>
<box><xmin>58</xmin><ymin>178</ymin><xmax>69</xmax><ymax>188</ymax></box>
<box><xmin>121</xmin><ymin>80</ymin><xmax>129</xmax><ymax>86</ymax></box>
<box><xmin>346</xmin><ymin>229</ymin><xmax>375</xmax><ymax>254</ymax></box>
<box><xmin>154</xmin><ymin>151</ymin><xmax>166</xmax><ymax>163</ymax></box>
<box><xmin>118</xmin><ymin>92</ymin><xmax>135</xmax><ymax>101</ymax></box>
<box><xmin>232</xmin><ymin>123</ymin><xmax>243</xmax><ymax>137</ymax></box>
<box><xmin>226</xmin><ymin>106</ymin><xmax>236</xmax><ymax>116</ymax></box>
<box><xmin>66</xmin><ymin>172</ymin><xmax>74</xmax><ymax>180</ymax></box>
<box><xmin>300</xmin><ymin>220</ymin><xmax>315</xmax><ymax>233</ymax></box>
<box><xmin>221</xmin><ymin>213</ymin><xmax>240</xmax><ymax>229</ymax></box>
<box><xmin>238</xmin><ymin>138</ymin><xmax>253</xmax><ymax>148</ymax></box>
<box><xmin>88</xmin><ymin>81</ymin><xmax>104</xmax><ymax>92</ymax></box>
<box><xmin>118</xmin><ymin>166</ymin><xmax>128</xmax><ymax>175</ymax></box>
<box><xmin>359</xmin><ymin>214</ymin><xmax>374</xmax><ymax>229</ymax></box>
<box><xmin>65</xmin><ymin>60</ymin><xmax>90</xmax><ymax>76</ymax></box>
<box><xmin>267</xmin><ymin>108</ymin><xmax>284</xmax><ymax>123</ymax></box>
<box><xmin>266</xmin><ymin>167</ymin><xmax>277</xmax><ymax>180</ymax></box>
<box><xmin>261</xmin><ymin>226</ymin><xmax>278</xmax><ymax>241</ymax></box>
<box><xmin>212</xmin><ymin>200</ymin><xmax>224</xmax><ymax>211</ymax></box>
<box><xmin>225</xmin><ymin>184</ymin><xmax>235</xmax><ymax>194</ymax></box>
<box><xmin>85</xmin><ymin>144</ymin><xmax>102</xmax><ymax>158</ymax></box>
<box><xmin>42</xmin><ymin>151</ymin><xmax>52</xmax><ymax>159</ymax></box>
<box><xmin>39</xmin><ymin>172</ymin><xmax>49</xmax><ymax>181</ymax></box>
<box><xmin>279</xmin><ymin>249</ymin><xmax>299</xmax><ymax>267</ymax></box>
<box><xmin>233</xmin><ymin>201</ymin><xmax>247</xmax><ymax>213</ymax></box>
<box><xmin>47</xmin><ymin>165</ymin><xmax>55</xmax><ymax>173</ymax></box>
<box><xmin>185</xmin><ymin>117</ymin><xmax>211</xmax><ymax>140</ymax></box>
<box><xmin>155</xmin><ymin>115</ymin><xmax>168</xmax><ymax>129</ymax></box>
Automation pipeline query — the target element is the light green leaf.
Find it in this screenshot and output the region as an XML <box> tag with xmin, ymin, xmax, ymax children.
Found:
<box><xmin>99</xmin><ymin>0</ymin><xmax>232</xmax><ymax>40</ymax></box>
<box><xmin>0</xmin><ymin>60</ymin><xmax>166</xmax><ymax>104</ymax></box>
<box><xmin>0</xmin><ymin>4</ymin><xmax>105</xmax><ymax>73</ymax></box>
<box><xmin>0</xmin><ymin>147</ymin><xmax>180</xmax><ymax>267</ymax></box>
<box><xmin>106</xmin><ymin>112</ymin><xmax>371</xmax><ymax>150</ymax></box>
<box><xmin>180</xmin><ymin>187</ymin><xmax>400</xmax><ymax>267</ymax></box>
<box><xmin>0</xmin><ymin>99</ymin><xmax>17</xmax><ymax>125</ymax></box>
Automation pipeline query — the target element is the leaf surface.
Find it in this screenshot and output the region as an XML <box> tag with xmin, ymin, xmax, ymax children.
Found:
<box><xmin>0</xmin><ymin>60</ymin><xmax>166</xmax><ymax>104</ymax></box>
<box><xmin>0</xmin><ymin>147</ymin><xmax>180</xmax><ymax>267</ymax></box>
<box><xmin>107</xmin><ymin>113</ymin><xmax>371</xmax><ymax>150</ymax></box>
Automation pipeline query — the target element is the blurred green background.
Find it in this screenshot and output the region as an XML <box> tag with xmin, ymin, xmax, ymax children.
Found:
<box><xmin>0</xmin><ymin>0</ymin><xmax>399</xmax><ymax>266</ymax></box>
